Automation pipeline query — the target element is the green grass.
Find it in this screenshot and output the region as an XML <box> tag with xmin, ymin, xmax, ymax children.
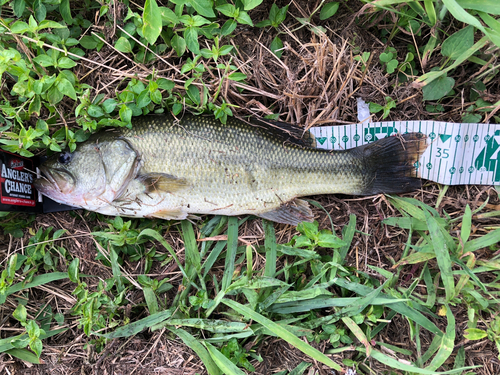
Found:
<box><xmin>1</xmin><ymin>0</ymin><xmax>500</xmax><ymax>372</ymax></box>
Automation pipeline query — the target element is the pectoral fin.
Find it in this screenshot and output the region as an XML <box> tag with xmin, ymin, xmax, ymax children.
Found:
<box><xmin>137</xmin><ymin>173</ymin><xmax>190</xmax><ymax>194</ymax></box>
<box><xmin>257</xmin><ymin>199</ymin><xmax>313</xmax><ymax>225</ymax></box>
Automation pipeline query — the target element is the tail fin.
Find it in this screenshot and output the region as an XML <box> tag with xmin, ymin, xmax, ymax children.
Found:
<box><xmin>358</xmin><ymin>133</ymin><xmax>427</xmax><ymax>195</ymax></box>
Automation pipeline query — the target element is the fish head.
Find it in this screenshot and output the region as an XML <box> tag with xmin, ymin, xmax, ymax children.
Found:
<box><xmin>35</xmin><ymin>137</ymin><xmax>139</xmax><ymax>209</ymax></box>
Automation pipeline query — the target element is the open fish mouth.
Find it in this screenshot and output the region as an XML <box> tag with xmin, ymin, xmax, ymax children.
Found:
<box><xmin>35</xmin><ymin>166</ymin><xmax>75</xmax><ymax>195</ymax></box>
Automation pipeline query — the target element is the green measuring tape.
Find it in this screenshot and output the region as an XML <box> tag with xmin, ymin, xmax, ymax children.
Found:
<box><xmin>310</xmin><ymin>121</ymin><xmax>500</xmax><ymax>186</ymax></box>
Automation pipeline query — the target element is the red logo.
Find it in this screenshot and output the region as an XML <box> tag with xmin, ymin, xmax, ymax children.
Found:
<box><xmin>9</xmin><ymin>159</ymin><xmax>24</xmax><ymax>170</ymax></box>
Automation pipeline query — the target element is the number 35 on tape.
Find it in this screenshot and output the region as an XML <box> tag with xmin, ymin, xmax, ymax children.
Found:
<box><xmin>310</xmin><ymin>121</ymin><xmax>500</xmax><ymax>186</ymax></box>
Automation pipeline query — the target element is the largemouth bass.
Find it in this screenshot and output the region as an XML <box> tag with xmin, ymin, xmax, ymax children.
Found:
<box><xmin>35</xmin><ymin>114</ymin><xmax>427</xmax><ymax>225</ymax></box>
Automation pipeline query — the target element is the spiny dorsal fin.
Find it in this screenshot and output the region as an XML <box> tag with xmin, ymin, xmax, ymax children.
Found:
<box><xmin>137</xmin><ymin>173</ymin><xmax>190</xmax><ymax>194</ymax></box>
<box><xmin>250</xmin><ymin>118</ymin><xmax>317</xmax><ymax>148</ymax></box>
<box><xmin>257</xmin><ymin>199</ymin><xmax>313</xmax><ymax>225</ymax></box>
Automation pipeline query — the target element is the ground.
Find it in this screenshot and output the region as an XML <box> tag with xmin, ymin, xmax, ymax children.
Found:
<box><xmin>1</xmin><ymin>0</ymin><xmax>500</xmax><ymax>374</ymax></box>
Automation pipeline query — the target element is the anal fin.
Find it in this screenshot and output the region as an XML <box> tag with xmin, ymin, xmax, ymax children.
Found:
<box><xmin>257</xmin><ymin>199</ymin><xmax>313</xmax><ymax>225</ymax></box>
<box><xmin>138</xmin><ymin>173</ymin><xmax>190</xmax><ymax>194</ymax></box>
<box><xmin>148</xmin><ymin>208</ymin><xmax>188</xmax><ymax>221</ymax></box>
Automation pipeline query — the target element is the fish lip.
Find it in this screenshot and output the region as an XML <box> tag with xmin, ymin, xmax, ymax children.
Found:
<box><xmin>35</xmin><ymin>166</ymin><xmax>74</xmax><ymax>194</ymax></box>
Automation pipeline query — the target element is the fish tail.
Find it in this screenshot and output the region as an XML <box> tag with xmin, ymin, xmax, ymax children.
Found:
<box><xmin>357</xmin><ymin>133</ymin><xmax>427</xmax><ymax>195</ymax></box>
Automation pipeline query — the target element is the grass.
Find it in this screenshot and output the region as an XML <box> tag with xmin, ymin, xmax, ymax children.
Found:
<box><xmin>1</xmin><ymin>0</ymin><xmax>500</xmax><ymax>373</ymax></box>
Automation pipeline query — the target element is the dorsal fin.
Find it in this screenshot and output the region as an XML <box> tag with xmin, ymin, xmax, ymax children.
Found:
<box><xmin>250</xmin><ymin>117</ymin><xmax>317</xmax><ymax>148</ymax></box>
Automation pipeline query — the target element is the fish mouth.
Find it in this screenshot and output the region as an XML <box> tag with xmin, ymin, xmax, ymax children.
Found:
<box><xmin>35</xmin><ymin>166</ymin><xmax>75</xmax><ymax>195</ymax></box>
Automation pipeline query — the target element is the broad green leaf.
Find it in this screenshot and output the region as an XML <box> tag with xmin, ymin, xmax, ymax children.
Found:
<box><xmin>159</xmin><ymin>6</ymin><xmax>179</xmax><ymax>25</ymax></box>
<box><xmin>243</xmin><ymin>0</ymin><xmax>263</xmax><ymax>11</ymax></box>
<box><xmin>223</xmin><ymin>300</ymin><xmax>343</xmax><ymax>371</ymax></box>
<box><xmin>102</xmin><ymin>98</ymin><xmax>117</xmax><ymax>113</ymax></box>
<box><xmin>169</xmin><ymin>328</ymin><xmax>221</xmax><ymax>375</ymax></box>
<box><xmin>59</xmin><ymin>0</ymin><xmax>73</xmax><ymax>25</ymax></box>
<box><xmin>171</xmin><ymin>34</ymin><xmax>186</xmax><ymax>56</ymax></box>
<box><xmin>464</xmin><ymin>328</ymin><xmax>487</xmax><ymax>340</ymax></box>
<box><xmin>33</xmin><ymin>54</ymin><xmax>54</xmax><ymax>67</ymax></box>
<box><xmin>221</xmin><ymin>19</ymin><xmax>237</xmax><ymax>35</ymax></box>
<box><xmin>236</xmin><ymin>11</ymin><xmax>253</xmax><ymax>26</ymax></box>
<box><xmin>33</xmin><ymin>0</ymin><xmax>46</xmax><ymax>22</ymax></box>
<box><xmin>441</xmin><ymin>26</ymin><xmax>474</xmax><ymax>59</ymax></box>
<box><xmin>79</xmin><ymin>35</ymin><xmax>99</xmax><ymax>49</ymax></box>
<box><xmin>216</xmin><ymin>4</ymin><xmax>237</xmax><ymax>17</ymax></box>
<box><xmin>57</xmin><ymin>78</ymin><xmax>77</xmax><ymax>100</ymax></box>
<box><xmin>320</xmin><ymin>2</ymin><xmax>339</xmax><ymax>20</ymax></box>
<box><xmin>13</xmin><ymin>0</ymin><xmax>26</xmax><ymax>17</ymax></box>
<box><xmin>188</xmin><ymin>0</ymin><xmax>215</xmax><ymax>18</ymax></box>
<box><xmin>422</xmin><ymin>75</ymin><xmax>455</xmax><ymax>101</ymax></box>
<box><xmin>13</xmin><ymin>305</ymin><xmax>27</xmax><ymax>323</ymax></box>
<box><xmin>270</xmin><ymin>36</ymin><xmax>284</xmax><ymax>58</ymax></box>
<box><xmin>10</xmin><ymin>21</ymin><xmax>29</xmax><ymax>34</ymax></box>
<box><xmin>119</xmin><ymin>104</ymin><xmax>133</xmax><ymax>123</ymax></box>
<box><xmin>227</xmin><ymin>72</ymin><xmax>247</xmax><ymax>81</ymax></box>
<box><xmin>115</xmin><ymin>37</ymin><xmax>133</xmax><ymax>53</ymax></box>
<box><xmin>136</xmin><ymin>90</ymin><xmax>151</xmax><ymax>108</ymax></box>
<box><xmin>57</xmin><ymin>57</ymin><xmax>76</xmax><ymax>69</ymax></box>
<box><xmin>68</xmin><ymin>258</ymin><xmax>79</xmax><ymax>283</ymax></box>
<box><xmin>142</xmin><ymin>0</ymin><xmax>162</xmax><ymax>45</ymax></box>
<box><xmin>184</xmin><ymin>27</ymin><xmax>199</xmax><ymax>54</ymax></box>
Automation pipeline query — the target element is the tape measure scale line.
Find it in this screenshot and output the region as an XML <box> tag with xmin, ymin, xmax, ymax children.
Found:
<box><xmin>310</xmin><ymin>121</ymin><xmax>500</xmax><ymax>186</ymax></box>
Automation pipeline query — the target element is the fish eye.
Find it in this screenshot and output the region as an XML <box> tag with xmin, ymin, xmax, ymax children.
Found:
<box><xmin>58</xmin><ymin>151</ymin><xmax>73</xmax><ymax>164</ymax></box>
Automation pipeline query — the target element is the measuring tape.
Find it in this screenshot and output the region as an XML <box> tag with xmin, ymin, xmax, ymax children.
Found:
<box><xmin>309</xmin><ymin>121</ymin><xmax>500</xmax><ymax>186</ymax></box>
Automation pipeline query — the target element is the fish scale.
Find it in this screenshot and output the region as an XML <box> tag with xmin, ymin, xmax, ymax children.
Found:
<box><xmin>35</xmin><ymin>114</ymin><xmax>426</xmax><ymax>225</ymax></box>
<box><xmin>123</xmin><ymin>115</ymin><xmax>363</xmax><ymax>210</ymax></box>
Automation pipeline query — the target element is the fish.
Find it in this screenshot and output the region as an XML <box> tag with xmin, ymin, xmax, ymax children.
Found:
<box><xmin>34</xmin><ymin>114</ymin><xmax>427</xmax><ymax>225</ymax></box>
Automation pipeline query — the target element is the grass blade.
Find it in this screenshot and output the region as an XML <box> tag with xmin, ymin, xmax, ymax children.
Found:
<box><xmin>221</xmin><ymin>217</ymin><xmax>238</xmax><ymax>291</ymax></box>
<box><xmin>223</xmin><ymin>299</ymin><xmax>343</xmax><ymax>371</ymax></box>
<box><xmin>100</xmin><ymin>308</ymin><xmax>173</xmax><ymax>338</ymax></box>
<box><xmin>358</xmin><ymin>347</ymin><xmax>478</xmax><ymax>374</ymax></box>
<box><xmin>5</xmin><ymin>348</ymin><xmax>40</xmax><ymax>364</ymax></box>
<box><xmin>424</xmin><ymin>210</ymin><xmax>455</xmax><ymax>302</ymax></box>
<box><xmin>263</xmin><ymin>219</ymin><xmax>277</xmax><ymax>277</ymax></box>
<box><xmin>169</xmin><ymin>328</ymin><xmax>221</xmax><ymax>375</ymax></box>
<box><xmin>205</xmin><ymin>342</ymin><xmax>246</xmax><ymax>375</ymax></box>
<box><xmin>182</xmin><ymin>220</ymin><xmax>201</xmax><ymax>273</ymax></box>
<box><xmin>342</xmin><ymin>317</ymin><xmax>371</xmax><ymax>356</ymax></box>
<box><xmin>6</xmin><ymin>272</ymin><xmax>69</xmax><ymax>297</ymax></box>
<box><xmin>425</xmin><ymin>305</ymin><xmax>455</xmax><ymax>371</ymax></box>
<box><xmin>138</xmin><ymin>229</ymin><xmax>190</xmax><ymax>282</ymax></box>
